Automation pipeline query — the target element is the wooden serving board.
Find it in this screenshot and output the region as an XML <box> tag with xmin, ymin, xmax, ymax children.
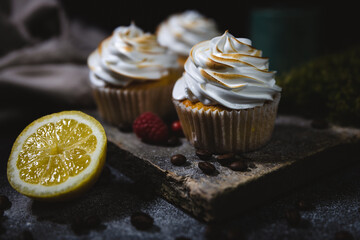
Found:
<box><xmin>100</xmin><ymin>115</ymin><xmax>360</xmax><ymax>222</ymax></box>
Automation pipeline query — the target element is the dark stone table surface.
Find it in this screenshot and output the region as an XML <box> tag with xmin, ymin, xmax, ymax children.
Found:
<box><xmin>0</xmin><ymin>110</ymin><xmax>359</xmax><ymax>240</ymax></box>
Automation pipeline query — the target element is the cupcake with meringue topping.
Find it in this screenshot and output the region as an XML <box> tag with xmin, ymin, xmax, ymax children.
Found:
<box><xmin>157</xmin><ymin>10</ymin><xmax>220</xmax><ymax>67</ymax></box>
<box><xmin>88</xmin><ymin>23</ymin><xmax>182</xmax><ymax>126</ymax></box>
<box><xmin>172</xmin><ymin>31</ymin><xmax>281</xmax><ymax>153</ymax></box>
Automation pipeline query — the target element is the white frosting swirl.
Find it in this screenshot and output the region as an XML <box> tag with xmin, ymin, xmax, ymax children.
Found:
<box><xmin>172</xmin><ymin>31</ymin><xmax>282</xmax><ymax>109</ymax></box>
<box><xmin>157</xmin><ymin>10</ymin><xmax>220</xmax><ymax>56</ymax></box>
<box><xmin>88</xmin><ymin>23</ymin><xmax>179</xmax><ymax>87</ymax></box>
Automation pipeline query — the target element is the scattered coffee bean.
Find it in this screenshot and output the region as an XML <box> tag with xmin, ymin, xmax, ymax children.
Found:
<box><xmin>216</xmin><ymin>153</ymin><xmax>235</xmax><ymax>160</ymax></box>
<box><xmin>335</xmin><ymin>231</ymin><xmax>354</xmax><ymax>240</ymax></box>
<box><xmin>19</xmin><ymin>230</ymin><xmax>34</xmax><ymax>240</ymax></box>
<box><xmin>311</xmin><ymin>118</ymin><xmax>329</xmax><ymax>129</ymax></box>
<box><xmin>215</xmin><ymin>153</ymin><xmax>235</xmax><ymax>166</ymax></box>
<box><xmin>167</xmin><ymin>136</ymin><xmax>181</xmax><ymax>146</ymax></box>
<box><xmin>196</xmin><ymin>149</ymin><xmax>212</xmax><ymax>160</ymax></box>
<box><xmin>228</xmin><ymin>161</ymin><xmax>248</xmax><ymax>172</ymax></box>
<box><xmin>171</xmin><ymin>154</ymin><xmax>187</xmax><ymax>166</ymax></box>
<box><xmin>0</xmin><ymin>195</ymin><xmax>11</xmax><ymax>210</ymax></box>
<box><xmin>248</xmin><ymin>162</ymin><xmax>256</xmax><ymax>169</ymax></box>
<box><xmin>131</xmin><ymin>212</ymin><xmax>154</xmax><ymax>230</ymax></box>
<box><xmin>285</xmin><ymin>208</ymin><xmax>301</xmax><ymax>227</ymax></box>
<box><xmin>198</xmin><ymin>162</ymin><xmax>216</xmax><ymax>175</ymax></box>
<box><xmin>296</xmin><ymin>199</ymin><xmax>314</xmax><ymax>211</ymax></box>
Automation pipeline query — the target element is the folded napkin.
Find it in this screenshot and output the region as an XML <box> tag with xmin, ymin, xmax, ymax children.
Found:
<box><xmin>0</xmin><ymin>0</ymin><xmax>106</xmax><ymax>109</ymax></box>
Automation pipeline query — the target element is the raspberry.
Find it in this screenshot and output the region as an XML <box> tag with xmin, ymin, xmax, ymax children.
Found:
<box><xmin>133</xmin><ymin>112</ymin><xmax>169</xmax><ymax>144</ymax></box>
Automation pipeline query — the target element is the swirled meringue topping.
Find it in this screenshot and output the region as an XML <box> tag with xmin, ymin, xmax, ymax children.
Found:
<box><xmin>157</xmin><ymin>10</ymin><xmax>220</xmax><ymax>56</ymax></box>
<box><xmin>172</xmin><ymin>31</ymin><xmax>282</xmax><ymax>109</ymax></box>
<box><xmin>88</xmin><ymin>23</ymin><xmax>179</xmax><ymax>87</ymax></box>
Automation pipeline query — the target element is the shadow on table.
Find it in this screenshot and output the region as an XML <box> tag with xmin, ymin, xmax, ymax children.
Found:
<box><xmin>31</xmin><ymin>160</ymin><xmax>158</xmax><ymax>235</ymax></box>
<box><xmin>209</xmin><ymin>160</ymin><xmax>360</xmax><ymax>239</ymax></box>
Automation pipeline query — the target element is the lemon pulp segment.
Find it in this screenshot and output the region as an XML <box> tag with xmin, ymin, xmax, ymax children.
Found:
<box><xmin>17</xmin><ymin>119</ymin><xmax>97</xmax><ymax>186</ymax></box>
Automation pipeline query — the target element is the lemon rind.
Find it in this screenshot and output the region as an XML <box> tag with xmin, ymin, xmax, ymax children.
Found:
<box><xmin>7</xmin><ymin>111</ymin><xmax>107</xmax><ymax>200</ymax></box>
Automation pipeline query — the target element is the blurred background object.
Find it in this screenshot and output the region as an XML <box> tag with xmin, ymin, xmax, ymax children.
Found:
<box><xmin>250</xmin><ymin>7</ymin><xmax>320</xmax><ymax>73</ymax></box>
<box><xmin>0</xmin><ymin>0</ymin><xmax>106</xmax><ymax>132</ymax></box>
<box><xmin>276</xmin><ymin>46</ymin><xmax>360</xmax><ymax>127</ymax></box>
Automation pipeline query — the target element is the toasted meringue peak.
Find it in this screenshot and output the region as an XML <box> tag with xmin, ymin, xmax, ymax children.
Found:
<box><xmin>157</xmin><ymin>10</ymin><xmax>220</xmax><ymax>56</ymax></box>
<box><xmin>173</xmin><ymin>31</ymin><xmax>281</xmax><ymax>109</ymax></box>
<box><xmin>88</xmin><ymin>23</ymin><xmax>179</xmax><ymax>86</ymax></box>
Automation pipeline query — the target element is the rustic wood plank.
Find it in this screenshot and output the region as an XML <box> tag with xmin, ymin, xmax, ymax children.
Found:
<box><xmin>101</xmin><ymin>115</ymin><xmax>360</xmax><ymax>222</ymax></box>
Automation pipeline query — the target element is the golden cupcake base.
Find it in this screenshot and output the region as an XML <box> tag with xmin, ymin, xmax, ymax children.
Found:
<box><xmin>173</xmin><ymin>94</ymin><xmax>281</xmax><ymax>153</ymax></box>
<box><xmin>91</xmin><ymin>72</ymin><xmax>181</xmax><ymax>126</ymax></box>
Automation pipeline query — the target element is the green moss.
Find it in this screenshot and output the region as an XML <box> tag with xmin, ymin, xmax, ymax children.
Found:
<box><xmin>277</xmin><ymin>46</ymin><xmax>360</xmax><ymax>127</ymax></box>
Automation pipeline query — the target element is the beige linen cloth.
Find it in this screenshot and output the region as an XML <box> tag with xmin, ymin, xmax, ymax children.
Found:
<box><xmin>0</xmin><ymin>0</ymin><xmax>106</xmax><ymax>112</ymax></box>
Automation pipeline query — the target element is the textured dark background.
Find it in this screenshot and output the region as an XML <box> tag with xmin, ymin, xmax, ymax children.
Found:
<box><xmin>60</xmin><ymin>0</ymin><xmax>360</xmax><ymax>57</ymax></box>
<box><xmin>1</xmin><ymin>1</ymin><xmax>360</xmax><ymax>239</ymax></box>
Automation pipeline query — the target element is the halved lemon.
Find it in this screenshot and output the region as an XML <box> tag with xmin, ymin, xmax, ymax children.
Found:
<box><xmin>7</xmin><ymin>111</ymin><xmax>107</xmax><ymax>201</ymax></box>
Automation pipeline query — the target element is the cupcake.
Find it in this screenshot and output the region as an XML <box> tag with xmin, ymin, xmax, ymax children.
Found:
<box><xmin>156</xmin><ymin>10</ymin><xmax>220</xmax><ymax>67</ymax></box>
<box><xmin>88</xmin><ymin>23</ymin><xmax>182</xmax><ymax>126</ymax></box>
<box><xmin>172</xmin><ymin>31</ymin><xmax>282</xmax><ymax>154</ymax></box>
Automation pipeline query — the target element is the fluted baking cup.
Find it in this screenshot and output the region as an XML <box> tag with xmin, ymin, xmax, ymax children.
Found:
<box><xmin>173</xmin><ymin>94</ymin><xmax>281</xmax><ymax>153</ymax></box>
<box><xmin>91</xmin><ymin>82</ymin><xmax>176</xmax><ymax>126</ymax></box>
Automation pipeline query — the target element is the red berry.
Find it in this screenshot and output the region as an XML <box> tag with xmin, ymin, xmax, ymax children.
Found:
<box><xmin>171</xmin><ymin>121</ymin><xmax>181</xmax><ymax>132</ymax></box>
<box><xmin>171</xmin><ymin>120</ymin><xmax>184</xmax><ymax>137</ymax></box>
<box><xmin>133</xmin><ymin>112</ymin><xmax>169</xmax><ymax>144</ymax></box>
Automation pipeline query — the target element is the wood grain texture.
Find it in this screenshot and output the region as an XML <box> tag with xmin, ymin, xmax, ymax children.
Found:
<box><xmin>103</xmin><ymin>115</ymin><xmax>360</xmax><ymax>222</ymax></box>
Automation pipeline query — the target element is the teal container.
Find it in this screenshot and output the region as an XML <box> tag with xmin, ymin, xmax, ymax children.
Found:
<box><xmin>250</xmin><ymin>7</ymin><xmax>319</xmax><ymax>74</ymax></box>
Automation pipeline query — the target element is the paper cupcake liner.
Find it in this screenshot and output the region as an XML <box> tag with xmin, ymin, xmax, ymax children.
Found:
<box><xmin>91</xmin><ymin>82</ymin><xmax>176</xmax><ymax>126</ymax></box>
<box><xmin>173</xmin><ymin>94</ymin><xmax>281</xmax><ymax>154</ymax></box>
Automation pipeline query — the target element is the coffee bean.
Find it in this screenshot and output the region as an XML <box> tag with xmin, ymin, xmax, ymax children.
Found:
<box><xmin>296</xmin><ymin>199</ymin><xmax>314</xmax><ymax>211</ymax></box>
<box><xmin>285</xmin><ymin>208</ymin><xmax>301</xmax><ymax>227</ymax></box>
<box><xmin>0</xmin><ymin>195</ymin><xmax>11</xmax><ymax>210</ymax></box>
<box><xmin>171</xmin><ymin>154</ymin><xmax>187</xmax><ymax>166</ymax></box>
<box><xmin>248</xmin><ymin>162</ymin><xmax>256</xmax><ymax>169</ymax></box>
<box><xmin>335</xmin><ymin>231</ymin><xmax>354</xmax><ymax>240</ymax></box>
<box><xmin>311</xmin><ymin>118</ymin><xmax>329</xmax><ymax>129</ymax></box>
<box><xmin>131</xmin><ymin>212</ymin><xmax>154</xmax><ymax>230</ymax></box>
<box><xmin>196</xmin><ymin>149</ymin><xmax>212</xmax><ymax>160</ymax></box>
<box><xmin>215</xmin><ymin>153</ymin><xmax>235</xmax><ymax>166</ymax></box>
<box><xmin>228</xmin><ymin>161</ymin><xmax>248</xmax><ymax>172</ymax></box>
<box><xmin>216</xmin><ymin>153</ymin><xmax>235</xmax><ymax>160</ymax></box>
<box><xmin>198</xmin><ymin>162</ymin><xmax>216</xmax><ymax>175</ymax></box>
